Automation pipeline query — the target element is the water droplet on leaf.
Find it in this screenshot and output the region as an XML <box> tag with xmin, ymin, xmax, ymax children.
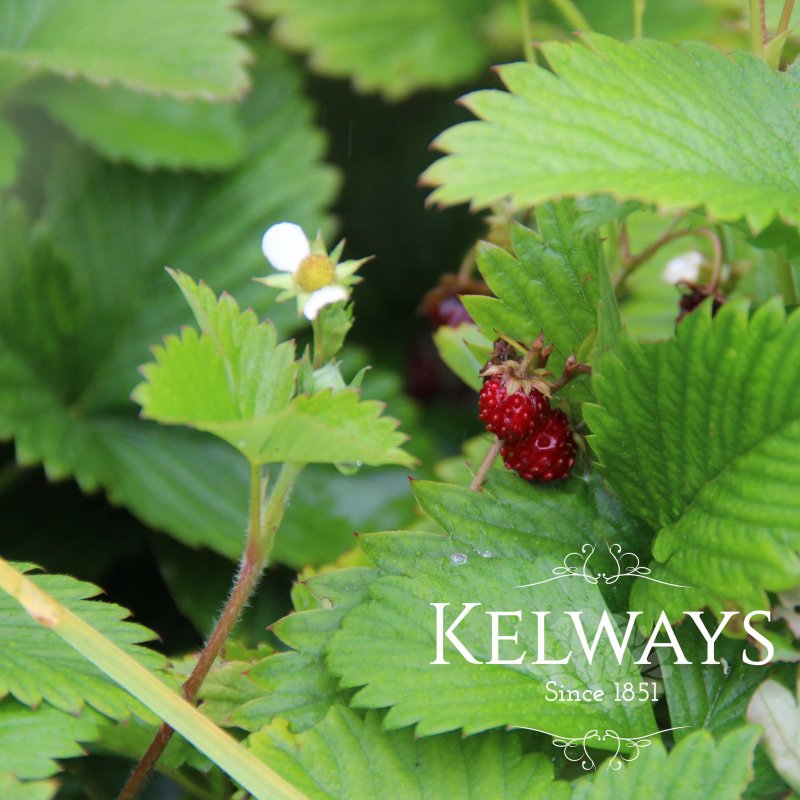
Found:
<box><xmin>449</xmin><ymin>553</ymin><xmax>468</xmax><ymax>566</ymax></box>
<box><xmin>335</xmin><ymin>461</ymin><xmax>362</xmax><ymax>476</ymax></box>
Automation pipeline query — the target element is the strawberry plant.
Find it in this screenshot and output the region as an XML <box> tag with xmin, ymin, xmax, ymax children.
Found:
<box><xmin>1</xmin><ymin>1</ymin><xmax>799</xmax><ymax>799</ymax></box>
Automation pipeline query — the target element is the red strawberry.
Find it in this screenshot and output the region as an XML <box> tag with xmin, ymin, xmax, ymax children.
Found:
<box><xmin>501</xmin><ymin>409</ymin><xmax>576</xmax><ymax>482</ymax></box>
<box><xmin>478</xmin><ymin>377</ymin><xmax>549</xmax><ymax>444</ymax></box>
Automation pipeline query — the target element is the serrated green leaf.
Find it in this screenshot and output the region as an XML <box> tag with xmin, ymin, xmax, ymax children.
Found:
<box><xmin>0</xmin><ymin>698</ymin><xmax>98</xmax><ymax>781</ymax></box>
<box><xmin>250</xmin><ymin>0</ymin><xmax>494</xmax><ymax>99</ymax></box>
<box><xmin>464</xmin><ymin>202</ymin><xmax>612</xmax><ymax>381</ymax></box>
<box><xmin>21</xmin><ymin>77</ymin><xmax>246</xmax><ymax>170</ymax></box>
<box><xmin>570</xmin><ymin>727</ymin><xmax>761</xmax><ymax>800</ymax></box>
<box><xmin>250</xmin><ymin>706</ymin><xmax>569</xmax><ymax>800</ymax></box>
<box><xmin>201</xmin><ymin>568</ymin><xmax>375</xmax><ymax>732</ymax></box>
<box><xmin>134</xmin><ymin>272</ymin><xmax>298</xmax><ymax>451</ymax></box>
<box><xmin>0</xmin><ymin>0</ymin><xmax>249</xmax><ymax>99</ymax></box>
<box><xmin>747</xmin><ymin>678</ymin><xmax>800</xmax><ymax>792</ymax></box>
<box><xmin>586</xmin><ymin>300</ymin><xmax>800</xmax><ymax>621</ymax></box>
<box><xmin>424</xmin><ymin>35</ymin><xmax>800</xmax><ymax>231</ymax></box>
<box><xmin>0</xmin><ymin>117</ymin><xmax>21</xmax><ymax>188</ymax></box>
<box><xmin>163</xmin><ymin>388</ymin><xmax>414</xmax><ymax>467</ymax></box>
<box><xmin>0</xmin><ymin>772</ymin><xmax>57</xmax><ymax>800</ymax></box>
<box><xmin>0</xmin><ymin>45</ymin><xmax>338</xmax><ymax>556</ymax></box>
<box><xmin>659</xmin><ymin>623</ymin><xmax>774</xmax><ymax>739</ymax></box>
<box><xmin>0</xmin><ymin>566</ymin><xmax>164</xmax><ymax>722</ymax></box>
<box><xmin>326</xmin><ymin>474</ymin><xmax>656</xmax><ymax>740</ymax></box>
<box><xmin>574</xmin><ymin>196</ymin><xmax>644</xmax><ymax>236</ymax></box>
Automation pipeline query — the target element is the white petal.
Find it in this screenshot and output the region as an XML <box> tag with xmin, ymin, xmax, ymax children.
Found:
<box><xmin>662</xmin><ymin>250</ymin><xmax>703</xmax><ymax>285</ymax></box>
<box><xmin>303</xmin><ymin>285</ymin><xmax>348</xmax><ymax>320</ymax></box>
<box><xmin>262</xmin><ymin>222</ymin><xmax>310</xmax><ymax>273</ymax></box>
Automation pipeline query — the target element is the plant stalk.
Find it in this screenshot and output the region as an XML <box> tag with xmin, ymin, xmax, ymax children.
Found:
<box><xmin>0</xmin><ymin>558</ymin><xmax>306</xmax><ymax>800</ymax></box>
<box><xmin>519</xmin><ymin>0</ymin><xmax>535</xmax><ymax>63</ymax></box>
<box><xmin>750</xmin><ymin>0</ymin><xmax>767</xmax><ymax>54</ymax></box>
<box><xmin>633</xmin><ymin>0</ymin><xmax>646</xmax><ymax>37</ymax></box>
<box><xmin>777</xmin><ymin>0</ymin><xmax>796</xmax><ymax>36</ymax></box>
<box><xmin>119</xmin><ymin>461</ymin><xmax>302</xmax><ymax>799</ymax></box>
<box><xmin>470</xmin><ymin>438</ymin><xmax>503</xmax><ymax>492</ymax></box>
<box><xmin>549</xmin><ymin>0</ymin><xmax>593</xmax><ymax>31</ymax></box>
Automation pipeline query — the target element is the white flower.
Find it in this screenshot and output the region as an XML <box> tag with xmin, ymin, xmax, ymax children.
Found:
<box><xmin>261</xmin><ymin>222</ymin><xmax>310</xmax><ymax>272</ymax></box>
<box><xmin>662</xmin><ymin>250</ymin><xmax>703</xmax><ymax>285</ymax></box>
<box><xmin>302</xmin><ymin>285</ymin><xmax>348</xmax><ymax>320</ymax></box>
<box><xmin>258</xmin><ymin>221</ymin><xmax>367</xmax><ymax>320</ymax></box>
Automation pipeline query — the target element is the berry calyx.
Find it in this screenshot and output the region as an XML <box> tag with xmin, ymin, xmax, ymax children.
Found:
<box><xmin>479</xmin><ymin>377</ymin><xmax>549</xmax><ymax>443</ymax></box>
<box><xmin>501</xmin><ymin>410</ymin><xmax>576</xmax><ymax>482</ymax></box>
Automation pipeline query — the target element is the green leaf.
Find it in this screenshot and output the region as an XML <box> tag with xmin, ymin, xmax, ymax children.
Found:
<box><xmin>134</xmin><ymin>271</ymin><xmax>298</xmax><ymax>444</ymax></box>
<box><xmin>249</xmin><ymin>0</ymin><xmax>494</xmax><ymax>99</ymax></box>
<box><xmin>464</xmin><ymin>202</ymin><xmax>612</xmax><ymax>380</ymax></box>
<box><xmin>0</xmin><ymin>45</ymin><xmax>339</xmax><ymax>556</ymax></box>
<box><xmin>0</xmin><ymin>117</ymin><xmax>21</xmax><ymax>188</ymax></box>
<box><xmin>747</xmin><ymin>677</ymin><xmax>800</xmax><ymax>792</ymax></box>
<box><xmin>432</xmin><ymin>323</ymin><xmax>488</xmax><ymax>392</ymax></box>
<box><xmin>0</xmin><ymin>698</ymin><xmax>98</xmax><ymax>780</ymax></box>
<box><xmin>312</xmin><ymin>302</ymin><xmax>354</xmax><ymax>366</ymax></box>
<box><xmin>0</xmin><ymin>771</ymin><xmax>57</xmax><ymax>800</ymax></box>
<box><xmin>659</xmin><ymin>622</ymin><xmax>775</xmax><ymax>739</ymax></box>
<box><xmin>424</xmin><ymin>35</ymin><xmax>800</xmax><ymax>231</ymax></box>
<box><xmin>585</xmin><ymin>300</ymin><xmax>800</xmax><ymax>621</ymax></box>
<box><xmin>0</xmin><ymin>0</ymin><xmax>249</xmax><ymax>99</ymax></box>
<box><xmin>250</xmin><ymin>706</ymin><xmax>569</xmax><ymax>800</ymax></box>
<box><xmin>22</xmin><ymin>77</ymin><xmax>246</xmax><ymax>170</ymax></box>
<box><xmin>91</xmin><ymin>714</ymin><xmax>209</xmax><ymax>775</ymax></box>
<box><xmin>0</xmin><ymin>565</ymin><xmax>164</xmax><ymax>722</ymax></box>
<box><xmin>137</xmin><ymin>308</ymin><xmax>412</xmax><ymax>464</ymax></box>
<box><xmin>570</xmin><ymin>727</ymin><xmax>761</xmax><ymax>800</ymax></box>
<box><xmin>201</xmin><ymin>568</ymin><xmax>375</xmax><ymax>732</ymax></box>
<box><xmin>272</xmin><ymin>464</ymin><xmax>416</xmax><ymax>568</ymax></box>
<box><xmin>326</xmin><ymin>474</ymin><xmax>656</xmax><ymax>740</ymax></box>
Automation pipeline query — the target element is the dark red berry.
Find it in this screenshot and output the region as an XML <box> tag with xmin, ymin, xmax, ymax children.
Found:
<box><xmin>420</xmin><ymin>274</ymin><xmax>491</xmax><ymax>328</ymax></box>
<box><xmin>501</xmin><ymin>410</ymin><xmax>576</xmax><ymax>482</ymax></box>
<box><xmin>432</xmin><ymin>295</ymin><xmax>472</xmax><ymax>327</ymax></box>
<box><xmin>478</xmin><ymin>377</ymin><xmax>549</xmax><ymax>444</ymax></box>
<box><xmin>677</xmin><ymin>288</ymin><xmax>725</xmax><ymax>321</ymax></box>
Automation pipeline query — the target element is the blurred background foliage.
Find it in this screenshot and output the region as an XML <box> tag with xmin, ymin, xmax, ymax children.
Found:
<box><xmin>0</xmin><ymin>0</ymin><xmax>796</xmax><ymax>659</ymax></box>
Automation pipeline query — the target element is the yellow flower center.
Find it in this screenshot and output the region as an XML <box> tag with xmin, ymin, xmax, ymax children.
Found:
<box><xmin>295</xmin><ymin>255</ymin><xmax>335</xmax><ymax>292</ymax></box>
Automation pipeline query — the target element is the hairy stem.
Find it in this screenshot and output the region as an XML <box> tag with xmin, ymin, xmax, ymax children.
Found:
<box><xmin>470</xmin><ymin>438</ymin><xmax>503</xmax><ymax>492</ymax></box>
<box><xmin>119</xmin><ymin>462</ymin><xmax>302</xmax><ymax>800</ymax></box>
<box><xmin>750</xmin><ymin>0</ymin><xmax>766</xmax><ymax>54</ymax></box>
<box><xmin>519</xmin><ymin>0</ymin><xmax>535</xmax><ymax>63</ymax></box>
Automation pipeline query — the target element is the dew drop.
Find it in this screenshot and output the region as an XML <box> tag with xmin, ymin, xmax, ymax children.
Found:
<box><xmin>449</xmin><ymin>553</ymin><xmax>468</xmax><ymax>566</ymax></box>
<box><xmin>474</xmin><ymin>547</ymin><xmax>494</xmax><ymax>559</ymax></box>
<box><xmin>335</xmin><ymin>461</ymin><xmax>363</xmax><ymax>476</ymax></box>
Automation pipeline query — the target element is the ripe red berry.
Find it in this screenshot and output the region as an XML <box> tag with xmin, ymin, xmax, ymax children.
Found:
<box><xmin>478</xmin><ymin>377</ymin><xmax>549</xmax><ymax>444</ymax></box>
<box><xmin>501</xmin><ymin>409</ymin><xmax>576</xmax><ymax>482</ymax></box>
